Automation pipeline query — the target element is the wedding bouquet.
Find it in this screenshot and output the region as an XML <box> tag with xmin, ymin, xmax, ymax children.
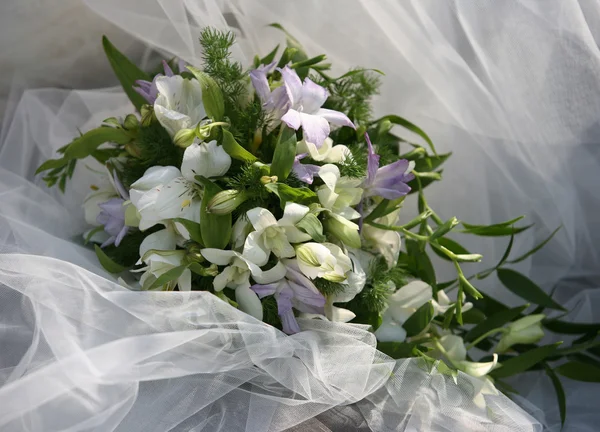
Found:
<box><xmin>35</xmin><ymin>26</ymin><xmax>599</xmax><ymax>427</ymax></box>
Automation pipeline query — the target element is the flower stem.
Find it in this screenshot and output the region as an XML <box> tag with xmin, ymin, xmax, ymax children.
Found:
<box><xmin>465</xmin><ymin>327</ymin><xmax>508</xmax><ymax>350</ymax></box>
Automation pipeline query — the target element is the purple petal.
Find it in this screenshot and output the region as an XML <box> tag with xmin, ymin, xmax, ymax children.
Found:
<box><xmin>98</xmin><ymin>198</ymin><xmax>126</xmax><ymax>219</ymax></box>
<box><xmin>114</xmin><ymin>226</ymin><xmax>129</xmax><ymax>247</ymax></box>
<box><xmin>177</xmin><ymin>59</ymin><xmax>188</xmax><ymax>74</ymax></box>
<box><xmin>376</xmin><ymin>159</ymin><xmax>410</xmax><ymax>180</ymax></box>
<box><xmin>267</xmin><ymin>86</ymin><xmax>290</xmax><ymax>119</ymax></box>
<box><xmin>280</xmin><ymin>308</ymin><xmax>301</xmax><ymax>334</ymax></box>
<box><xmin>251</xmin><ymin>283</ymin><xmax>278</xmax><ymax>298</ymax></box>
<box><xmin>250</xmin><ymin>68</ymin><xmax>271</xmax><ymax>104</ymax></box>
<box><xmin>288</xmin><ymin>281</ymin><xmax>326</xmax><ymax>308</ymax></box>
<box><xmin>277</xmin><ymin>288</ymin><xmax>301</xmax><ymax>334</ymax></box>
<box><xmin>317</xmin><ymin>108</ymin><xmax>355</xmax><ymax>129</ymax></box>
<box><xmin>301</xmin><ymin>78</ymin><xmax>328</xmax><ymax>114</ymax></box>
<box><xmin>292</xmin><ymin>157</ymin><xmax>321</xmax><ymax>184</ymax></box>
<box><xmin>279</xmin><ymin>66</ymin><xmax>303</xmax><ymax>106</ymax></box>
<box><xmin>113</xmin><ymin>171</ymin><xmax>130</xmax><ymax>200</ymax></box>
<box><xmin>100</xmin><ymin>236</ymin><xmax>116</xmax><ymax>248</ymax></box>
<box><xmin>365</xmin><ymin>133</ymin><xmax>379</xmax><ymax>184</ymax></box>
<box><xmin>300</xmin><ymin>112</ymin><xmax>330</xmax><ymax>147</ymax></box>
<box><xmin>162</xmin><ymin>60</ymin><xmax>174</xmax><ymax>77</ymax></box>
<box><xmin>133</xmin><ymin>79</ymin><xmax>157</xmax><ymax>104</ymax></box>
<box><xmin>368</xmin><ymin>184</ymin><xmax>411</xmax><ymax>200</ymax></box>
<box><xmin>281</xmin><ymin>109</ymin><xmax>302</xmax><ymax>130</ymax></box>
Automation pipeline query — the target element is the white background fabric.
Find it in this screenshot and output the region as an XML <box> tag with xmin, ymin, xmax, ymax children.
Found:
<box><xmin>0</xmin><ymin>0</ymin><xmax>598</xmax><ymax>430</ymax></box>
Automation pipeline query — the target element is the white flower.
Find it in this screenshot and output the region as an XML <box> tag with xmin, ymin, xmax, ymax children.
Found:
<box><xmin>317</xmin><ymin>164</ymin><xmax>363</xmax><ymax>220</ymax></box>
<box><xmin>201</xmin><ymin>248</ymin><xmax>287</xmax><ymax>319</ymax></box>
<box><xmin>438</xmin><ymin>334</ymin><xmax>498</xmax><ymax>378</ymax></box>
<box><xmin>361</xmin><ymin>207</ymin><xmax>402</xmax><ymax>269</ymax></box>
<box><xmin>83</xmin><ymin>186</ymin><xmax>116</xmax><ymax>226</ymax></box>
<box><xmin>137</xmin><ymin>250</ymin><xmax>192</xmax><ymax>292</ymax></box>
<box><xmin>297</xmin><ymin>137</ymin><xmax>351</xmax><ymax>163</ymax></box>
<box><xmin>496</xmin><ymin>314</ymin><xmax>545</xmax><ymax>353</ymax></box>
<box><xmin>129</xmin><ymin>141</ymin><xmax>230</xmax><ymax>230</ymax></box>
<box><xmin>242</xmin><ymin>203</ymin><xmax>312</xmax><ymax>266</ymax></box>
<box><xmin>295</xmin><ymin>242</ymin><xmax>352</xmax><ymax>283</ymax></box>
<box><xmin>375</xmin><ymin>280</ymin><xmax>432</xmax><ymax>343</ymax></box>
<box><xmin>154</xmin><ymin>75</ymin><xmax>206</xmax><ymax>137</ymax></box>
<box><xmin>432</xmin><ymin>290</ymin><xmax>473</xmax><ymax>316</ymax></box>
<box><xmin>231</xmin><ymin>216</ymin><xmax>253</xmax><ymax>251</ymax></box>
<box><xmin>324</xmin><ymin>251</ymin><xmax>367</xmax><ymax>322</ymax></box>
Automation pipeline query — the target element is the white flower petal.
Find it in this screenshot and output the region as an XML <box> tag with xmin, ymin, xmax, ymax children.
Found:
<box><xmin>439</xmin><ymin>334</ymin><xmax>468</xmax><ymax>362</ymax></box>
<box><xmin>318</xmin><ymin>164</ymin><xmax>340</xmax><ymax>190</ymax></box>
<box><xmin>131</xmin><ymin>166</ymin><xmax>182</xmax><ymax>192</ymax></box>
<box><xmin>181</xmin><ymin>140</ymin><xmax>231</xmax><ymax>181</ymax></box>
<box><xmin>246</xmin><ymin>207</ymin><xmax>278</xmax><ymax>231</ymax></box>
<box><xmin>329</xmin><ymin>306</ymin><xmax>356</xmax><ymax>323</ymax></box>
<box><xmin>178</xmin><ymin>269</ymin><xmax>192</xmax><ymax>292</ymax></box>
<box><xmin>375</xmin><ymin>320</ymin><xmax>407</xmax><ymax>343</ymax></box>
<box><xmin>457</xmin><ymin>354</ymin><xmax>498</xmax><ymax>378</ymax></box>
<box><xmin>279</xmin><ymin>202</ymin><xmax>310</xmax><ymax>226</ymax></box>
<box><xmin>139</xmin><ymin>228</ymin><xmax>178</xmax><ymax>259</ymax></box>
<box><xmin>253</xmin><ymin>261</ymin><xmax>287</xmax><ymax>284</ymax></box>
<box><xmin>243</xmin><ymin>231</ymin><xmax>270</xmax><ymax>266</ymax></box>
<box><xmin>155</xmin><ymin>76</ymin><xmax>205</xmax><ymax>137</ymax></box>
<box><xmin>390</xmin><ymin>281</ymin><xmax>433</xmax><ymax>310</ymax></box>
<box><xmin>235</xmin><ymin>285</ymin><xmax>263</xmax><ymax>320</ymax></box>
<box><xmin>201</xmin><ymin>248</ymin><xmax>237</xmax><ymax>266</ymax></box>
<box><xmin>324</xmin><ymin>144</ymin><xmax>352</xmax><ymax>163</ymax></box>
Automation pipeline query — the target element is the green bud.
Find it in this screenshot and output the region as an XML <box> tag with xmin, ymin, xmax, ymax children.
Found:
<box><xmin>140</xmin><ymin>105</ymin><xmax>155</xmax><ymax>126</ymax></box>
<box><xmin>103</xmin><ymin>117</ymin><xmax>121</xmax><ymax>127</ymax></box>
<box><xmin>187</xmin><ymin>66</ymin><xmax>225</xmax><ymax>121</ymax></box>
<box><xmin>260</xmin><ymin>175</ymin><xmax>278</xmax><ymax>184</ymax></box>
<box><xmin>429</xmin><ymin>217</ymin><xmax>460</xmax><ymax>241</ymax></box>
<box><xmin>124</xmin><ymin>142</ymin><xmax>142</xmax><ymax>158</ymax></box>
<box><xmin>174</xmin><ymin>128</ymin><xmax>196</xmax><ymax>148</ymax></box>
<box><xmin>324</xmin><ymin>214</ymin><xmax>361</xmax><ymax>249</ymax></box>
<box><xmin>207</xmin><ymin>190</ymin><xmax>247</xmax><ymax>215</ymax></box>
<box><xmin>123</xmin><ymin>114</ymin><xmax>140</xmax><ymax>131</ymax></box>
<box><xmin>377</xmin><ymin>119</ymin><xmax>393</xmax><ymax>136</ymax></box>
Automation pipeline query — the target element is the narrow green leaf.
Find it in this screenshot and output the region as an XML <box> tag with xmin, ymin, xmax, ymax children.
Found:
<box><xmin>497</xmin><ymin>268</ymin><xmax>565</xmax><ymax>311</ymax></box>
<box><xmin>296</xmin><ymin>213</ymin><xmax>326</xmax><ymax>242</ymax></box>
<box><xmin>508</xmin><ymin>226</ymin><xmax>562</xmax><ymax>264</ymax></box>
<box><xmin>221</xmin><ymin>129</ymin><xmax>257</xmax><ymax>162</ymax></box>
<box><xmin>186</xmin><ymin>66</ymin><xmax>225</xmax><ymax>121</ymax></box>
<box><xmin>94</xmin><ymin>244</ymin><xmax>127</xmax><ymax>273</ymax></box>
<box><xmin>276</xmin><ymin>46</ymin><xmax>298</xmax><ymax>68</ymax></box>
<box><xmin>198</xmin><ymin>177</ymin><xmax>232</xmax><ymax>249</ymax></box>
<box><xmin>35</xmin><ymin>158</ymin><xmax>68</xmax><ymax>175</ymax></box>
<box><xmin>544</xmin><ymin>365</ymin><xmax>566</xmax><ymax>427</ymax></box>
<box><xmin>270</xmin><ymin>125</ymin><xmax>297</xmax><ymax>180</ymax></box>
<box><xmin>459</xmin><ymin>274</ymin><xmax>483</xmax><ymax>299</ymax></box>
<box><xmin>403</xmin><ymin>301</ymin><xmax>434</xmax><ymax>337</ymax></box>
<box><xmin>554</xmin><ymin>338</ymin><xmax>600</xmax><ymax>357</ymax></box>
<box><xmin>102</xmin><ymin>35</ymin><xmax>151</xmax><ymax>110</ymax></box>
<box><xmin>64</xmin><ymin>127</ymin><xmax>130</xmax><ymax>160</ymax></box>
<box><xmin>461</xmin><ymin>308</ymin><xmax>487</xmax><ymax>324</ymax></box>
<box><xmin>291</xmin><ymin>54</ymin><xmax>327</xmax><ymax>69</ymax></box>
<box><xmin>147</xmin><ymin>265</ymin><xmax>187</xmax><ymax>290</ymax></box>
<box><xmin>461</xmin><ymin>216</ymin><xmax>533</xmax><ymax>237</ymax></box>
<box><xmin>412</xmin><ymin>153</ymin><xmax>452</xmax><ymax>172</ymax></box>
<box><xmin>463</xmin><ymin>216</ymin><xmax>525</xmax><ymax>230</ymax></box>
<box><xmin>543</xmin><ymin>319</ymin><xmax>600</xmax><ymax>335</ymax></box>
<box><xmin>399</xmin><ymin>209</ymin><xmax>432</xmax><ymax>230</ymax></box>
<box><xmin>491</xmin><ymin>343</ymin><xmax>562</xmax><ymax>379</ymax></box>
<box><xmin>173</xmin><ymin>218</ymin><xmax>203</xmax><ymax>245</ymax></box>
<box><xmin>406</xmin><ymin>240</ymin><xmax>437</xmax><ymax>291</ymax></box>
<box><xmin>437</xmin><ymin>279</ymin><xmax>457</xmax><ymax>290</ymax></box>
<box><xmin>377</xmin><ymin>341</ymin><xmax>421</xmax><ymax>359</ymax></box>
<box><xmin>260</xmin><ymin>44</ymin><xmax>280</xmax><ymax>65</ymax></box>
<box><xmin>407</xmin><ymin>170</ymin><xmax>442</xmax><ymax>194</ymax></box>
<box><xmin>371</xmin><ymin>115</ymin><xmax>436</xmax><ymax>155</ymax></box>
<box><xmin>431</xmin><ymin>238</ymin><xmax>471</xmax><ymax>262</ymax></box>
<box><xmin>497</xmin><ymin>229</ymin><xmax>515</xmax><ymax>267</ymax></box>
<box><xmin>268</xmin><ymin>23</ymin><xmax>308</xmax><ymax>62</ymax></box>
<box><xmin>555</xmin><ymin>361</ymin><xmax>600</xmax><ymax>383</ymax></box>
<box><xmin>464</xmin><ymin>305</ymin><xmax>529</xmax><ymax>342</ymax></box>
<box><xmin>264</xmin><ymin>183</ymin><xmax>317</xmax><ymax>208</ymax></box>
<box><xmin>429</xmin><ymin>217</ymin><xmax>459</xmax><ymax>241</ymax></box>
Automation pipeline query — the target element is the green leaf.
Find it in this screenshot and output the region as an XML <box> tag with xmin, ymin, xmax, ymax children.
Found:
<box><xmin>102</xmin><ymin>35</ymin><xmax>151</xmax><ymax>110</ymax></box>
<box><xmin>403</xmin><ymin>301</ymin><xmax>434</xmax><ymax>337</ymax></box>
<box><xmin>268</xmin><ymin>23</ymin><xmax>308</xmax><ymax>62</ymax></box>
<box><xmin>462</xmin><ymin>308</ymin><xmax>487</xmax><ymax>324</ymax></box>
<box><xmin>461</xmin><ymin>216</ymin><xmax>533</xmax><ymax>237</ymax></box>
<box><xmin>543</xmin><ymin>365</ymin><xmax>566</xmax><ymax>427</ymax></box>
<box><xmin>188</xmin><ymin>262</ymin><xmax>218</xmax><ymax>277</ymax></box>
<box><xmin>497</xmin><ymin>268</ymin><xmax>565</xmax><ymax>311</ymax></box>
<box><xmin>221</xmin><ymin>129</ymin><xmax>257</xmax><ymax>162</ymax></box>
<box><xmin>377</xmin><ymin>341</ymin><xmax>421</xmax><ymax>359</ymax></box>
<box><xmin>35</xmin><ymin>158</ymin><xmax>68</xmax><ymax>175</ymax></box>
<box><xmin>94</xmin><ymin>244</ymin><xmax>127</xmax><ymax>273</ymax></box>
<box><xmin>490</xmin><ymin>343</ymin><xmax>562</xmax><ymax>379</ymax></box>
<box><xmin>508</xmin><ymin>226</ymin><xmax>562</xmax><ymax>264</ymax></box>
<box><xmin>407</xmin><ymin>170</ymin><xmax>442</xmax><ymax>194</ymax></box>
<box><xmin>84</xmin><ymin>226</ymin><xmax>105</xmax><ymax>245</ymax></box>
<box><xmin>543</xmin><ymin>319</ymin><xmax>600</xmax><ymax>335</ymax></box>
<box><xmin>296</xmin><ymin>213</ymin><xmax>326</xmax><ymax>242</ymax></box>
<box><xmin>431</xmin><ymin>237</ymin><xmax>471</xmax><ymax>262</ymax></box>
<box><xmin>264</xmin><ymin>183</ymin><xmax>317</xmax><ymax>208</ymax></box>
<box><xmin>429</xmin><ymin>217</ymin><xmax>459</xmax><ymax>241</ymax></box>
<box><xmin>412</xmin><ymin>153</ymin><xmax>452</xmax><ymax>172</ymax></box>
<box><xmin>173</xmin><ymin>218</ymin><xmax>203</xmax><ymax>245</ymax></box>
<box><xmin>186</xmin><ymin>66</ymin><xmax>225</xmax><ymax>121</ymax></box>
<box><xmin>371</xmin><ymin>115</ymin><xmax>436</xmax><ymax>155</ymax></box>
<box><xmin>198</xmin><ymin>177</ymin><xmax>232</xmax><ymax>249</ymax></box>
<box><xmin>64</xmin><ymin>127</ymin><xmax>131</xmax><ymax>160</ymax></box>
<box><xmin>459</xmin><ymin>274</ymin><xmax>483</xmax><ymax>299</ymax></box>
<box><xmin>270</xmin><ymin>125</ymin><xmax>297</xmax><ymax>180</ymax></box>
<box><xmin>147</xmin><ymin>265</ymin><xmax>187</xmax><ymax>290</ymax></box>
<box><xmin>260</xmin><ymin>44</ymin><xmax>280</xmax><ymax>65</ymax></box>
<box><xmin>406</xmin><ymin>240</ymin><xmax>437</xmax><ymax>291</ymax></box>
<box><xmin>555</xmin><ymin>361</ymin><xmax>600</xmax><ymax>383</ymax></box>
<box><xmin>464</xmin><ymin>305</ymin><xmax>528</xmax><ymax>342</ymax></box>
<box><xmin>497</xmin><ymin>229</ymin><xmax>515</xmax><ymax>267</ymax></box>
<box><xmin>291</xmin><ymin>54</ymin><xmax>327</xmax><ymax>69</ymax></box>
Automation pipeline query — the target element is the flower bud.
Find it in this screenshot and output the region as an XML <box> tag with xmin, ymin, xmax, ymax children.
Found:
<box><xmin>207</xmin><ymin>190</ymin><xmax>247</xmax><ymax>215</ymax></box>
<box><xmin>496</xmin><ymin>314</ymin><xmax>545</xmax><ymax>353</ymax></box>
<box><xmin>123</xmin><ymin>114</ymin><xmax>140</xmax><ymax>131</ymax></box>
<box><xmin>260</xmin><ymin>175</ymin><xmax>278</xmax><ymax>184</ymax></box>
<box><xmin>323</xmin><ymin>213</ymin><xmax>361</xmax><ymax>248</ymax></box>
<box><xmin>140</xmin><ymin>105</ymin><xmax>155</xmax><ymax>126</ymax></box>
<box><xmin>173</xmin><ymin>128</ymin><xmax>196</xmax><ymax>148</ymax></box>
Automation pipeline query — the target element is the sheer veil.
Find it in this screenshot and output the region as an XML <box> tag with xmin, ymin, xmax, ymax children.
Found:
<box><xmin>0</xmin><ymin>0</ymin><xmax>599</xmax><ymax>430</ymax></box>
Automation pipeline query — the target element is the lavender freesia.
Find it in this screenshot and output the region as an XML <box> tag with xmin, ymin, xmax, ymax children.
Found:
<box><xmin>362</xmin><ymin>133</ymin><xmax>415</xmax><ymax>199</ymax></box>
<box><xmin>279</xmin><ymin>66</ymin><xmax>354</xmax><ymax>147</ymax></box>
<box><xmin>133</xmin><ymin>60</ymin><xmax>176</xmax><ymax>105</ymax></box>
<box><xmin>97</xmin><ymin>171</ymin><xmax>130</xmax><ymax>248</ymax></box>
<box><xmin>251</xmin><ymin>259</ymin><xmax>326</xmax><ymax>334</ymax></box>
<box><xmin>292</xmin><ymin>153</ymin><xmax>321</xmax><ymax>184</ymax></box>
<box><xmin>249</xmin><ymin>61</ymin><xmax>290</xmax><ymax>121</ymax></box>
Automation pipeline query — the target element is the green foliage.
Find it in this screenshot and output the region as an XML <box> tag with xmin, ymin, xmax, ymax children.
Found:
<box><xmin>262</xmin><ymin>295</ymin><xmax>283</xmax><ymax>330</ymax></box>
<box><xmin>101</xmin><ymin>229</ymin><xmax>154</xmax><ymax>268</ymax></box>
<box><xmin>314</xmin><ymin>278</ymin><xmax>346</xmax><ymax>296</ymax></box>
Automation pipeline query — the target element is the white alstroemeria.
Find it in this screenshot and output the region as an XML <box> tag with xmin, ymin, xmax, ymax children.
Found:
<box><xmin>138</xmin><ymin>226</ymin><xmax>183</xmax><ymax>261</ymax></box>
<box><xmin>438</xmin><ymin>334</ymin><xmax>499</xmax><ymax>378</ymax></box>
<box><xmin>136</xmin><ymin>250</ymin><xmax>192</xmax><ymax>292</ymax></box>
<box><xmin>297</xmin><ymin>137</ymin><xmax>351</xmax><ymax>163</ymax></box>
<box><xmin>129</xmin><ymin>141</ymin><xmax>230</xmax><ymax>230</ymax></box>
<box><xmin>231</xmin><ymin>216</ymin><xmax>253</xmax><ymax>251</ymax></box>
<box><xmin>496</xmin><ymin>314</ymin><xmax>545</xmax><ymax>353</ymax></box>
<box><xmin>361</xmin><ymin>207</ymin><xmax>402</xmax><ymax>269</ymax></box>
<box><xmin>154</xmin><ymin>75</ymin><xmax>206</xmax><ymax>138</ymax></box>
<box><xmin>201</xmin><ymin>248</ymin><xmax>287</xmax><ymax>320</ymax></box>
<box><xmin>243</xmin><ymin>203</ymin><xmax>312</xmax><ymax>266</ymax></box>
<box><xmin>374</xmin><ymin>280</ymin><xmax>433</xmax><ymax>343</ymax></box>
<box><xmin>432</xmin><ymin>290</ymin><xmax>473</xmax><ymax>316</ymax></box>
<box><xmin>324</xmin><ymin>251</ymin><xmax>367</xmax><ymax>322</ymax></box>
<box><xmin>317</xmin><ymin>164</ymin><xmax>363</xmax><ymax>220</ymax></box>
<box><xmin>296</xmin><ymin>242</ymin><xmax>353</xmax><ymax>283</ymax></box>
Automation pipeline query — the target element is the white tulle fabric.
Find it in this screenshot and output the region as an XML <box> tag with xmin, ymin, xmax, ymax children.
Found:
<box><xmin>0</xmin><ymin>0</ymin><xmax>598</xmax><ymax>430</ymax></box>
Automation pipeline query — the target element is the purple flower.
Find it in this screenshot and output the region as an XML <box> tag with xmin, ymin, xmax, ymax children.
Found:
<box><xmin>249</xmin><ymin>61</ymin><xmax>290</xmax><ymax>121</ymax></box>
<box><xmin>292</xmin><ymin>154</ymin><xmax>321</xmax><ymax>184</ymax></box>
<box><xmin>251</xmin><ymin>259</ymin><xmax>326</xmax><ymax>334</ymax></box>
<box><xmin>362</xmin><ymin>133</ymin><xmax>415</xmax><ymax>199</ymax></box>
<box><xmin>97</xmin><ymin>171</ymin><xmax>130</xmax><ymax>248</ymax></box>
<box><xmin>279</xmin><ymin>66</ymin><xmax>355</xmax><ymax>147</ymax></box>
<box><xmin>133</xmin><ymin>60</ymin><xmax>176</xmax><ymax>104</ymax></box>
